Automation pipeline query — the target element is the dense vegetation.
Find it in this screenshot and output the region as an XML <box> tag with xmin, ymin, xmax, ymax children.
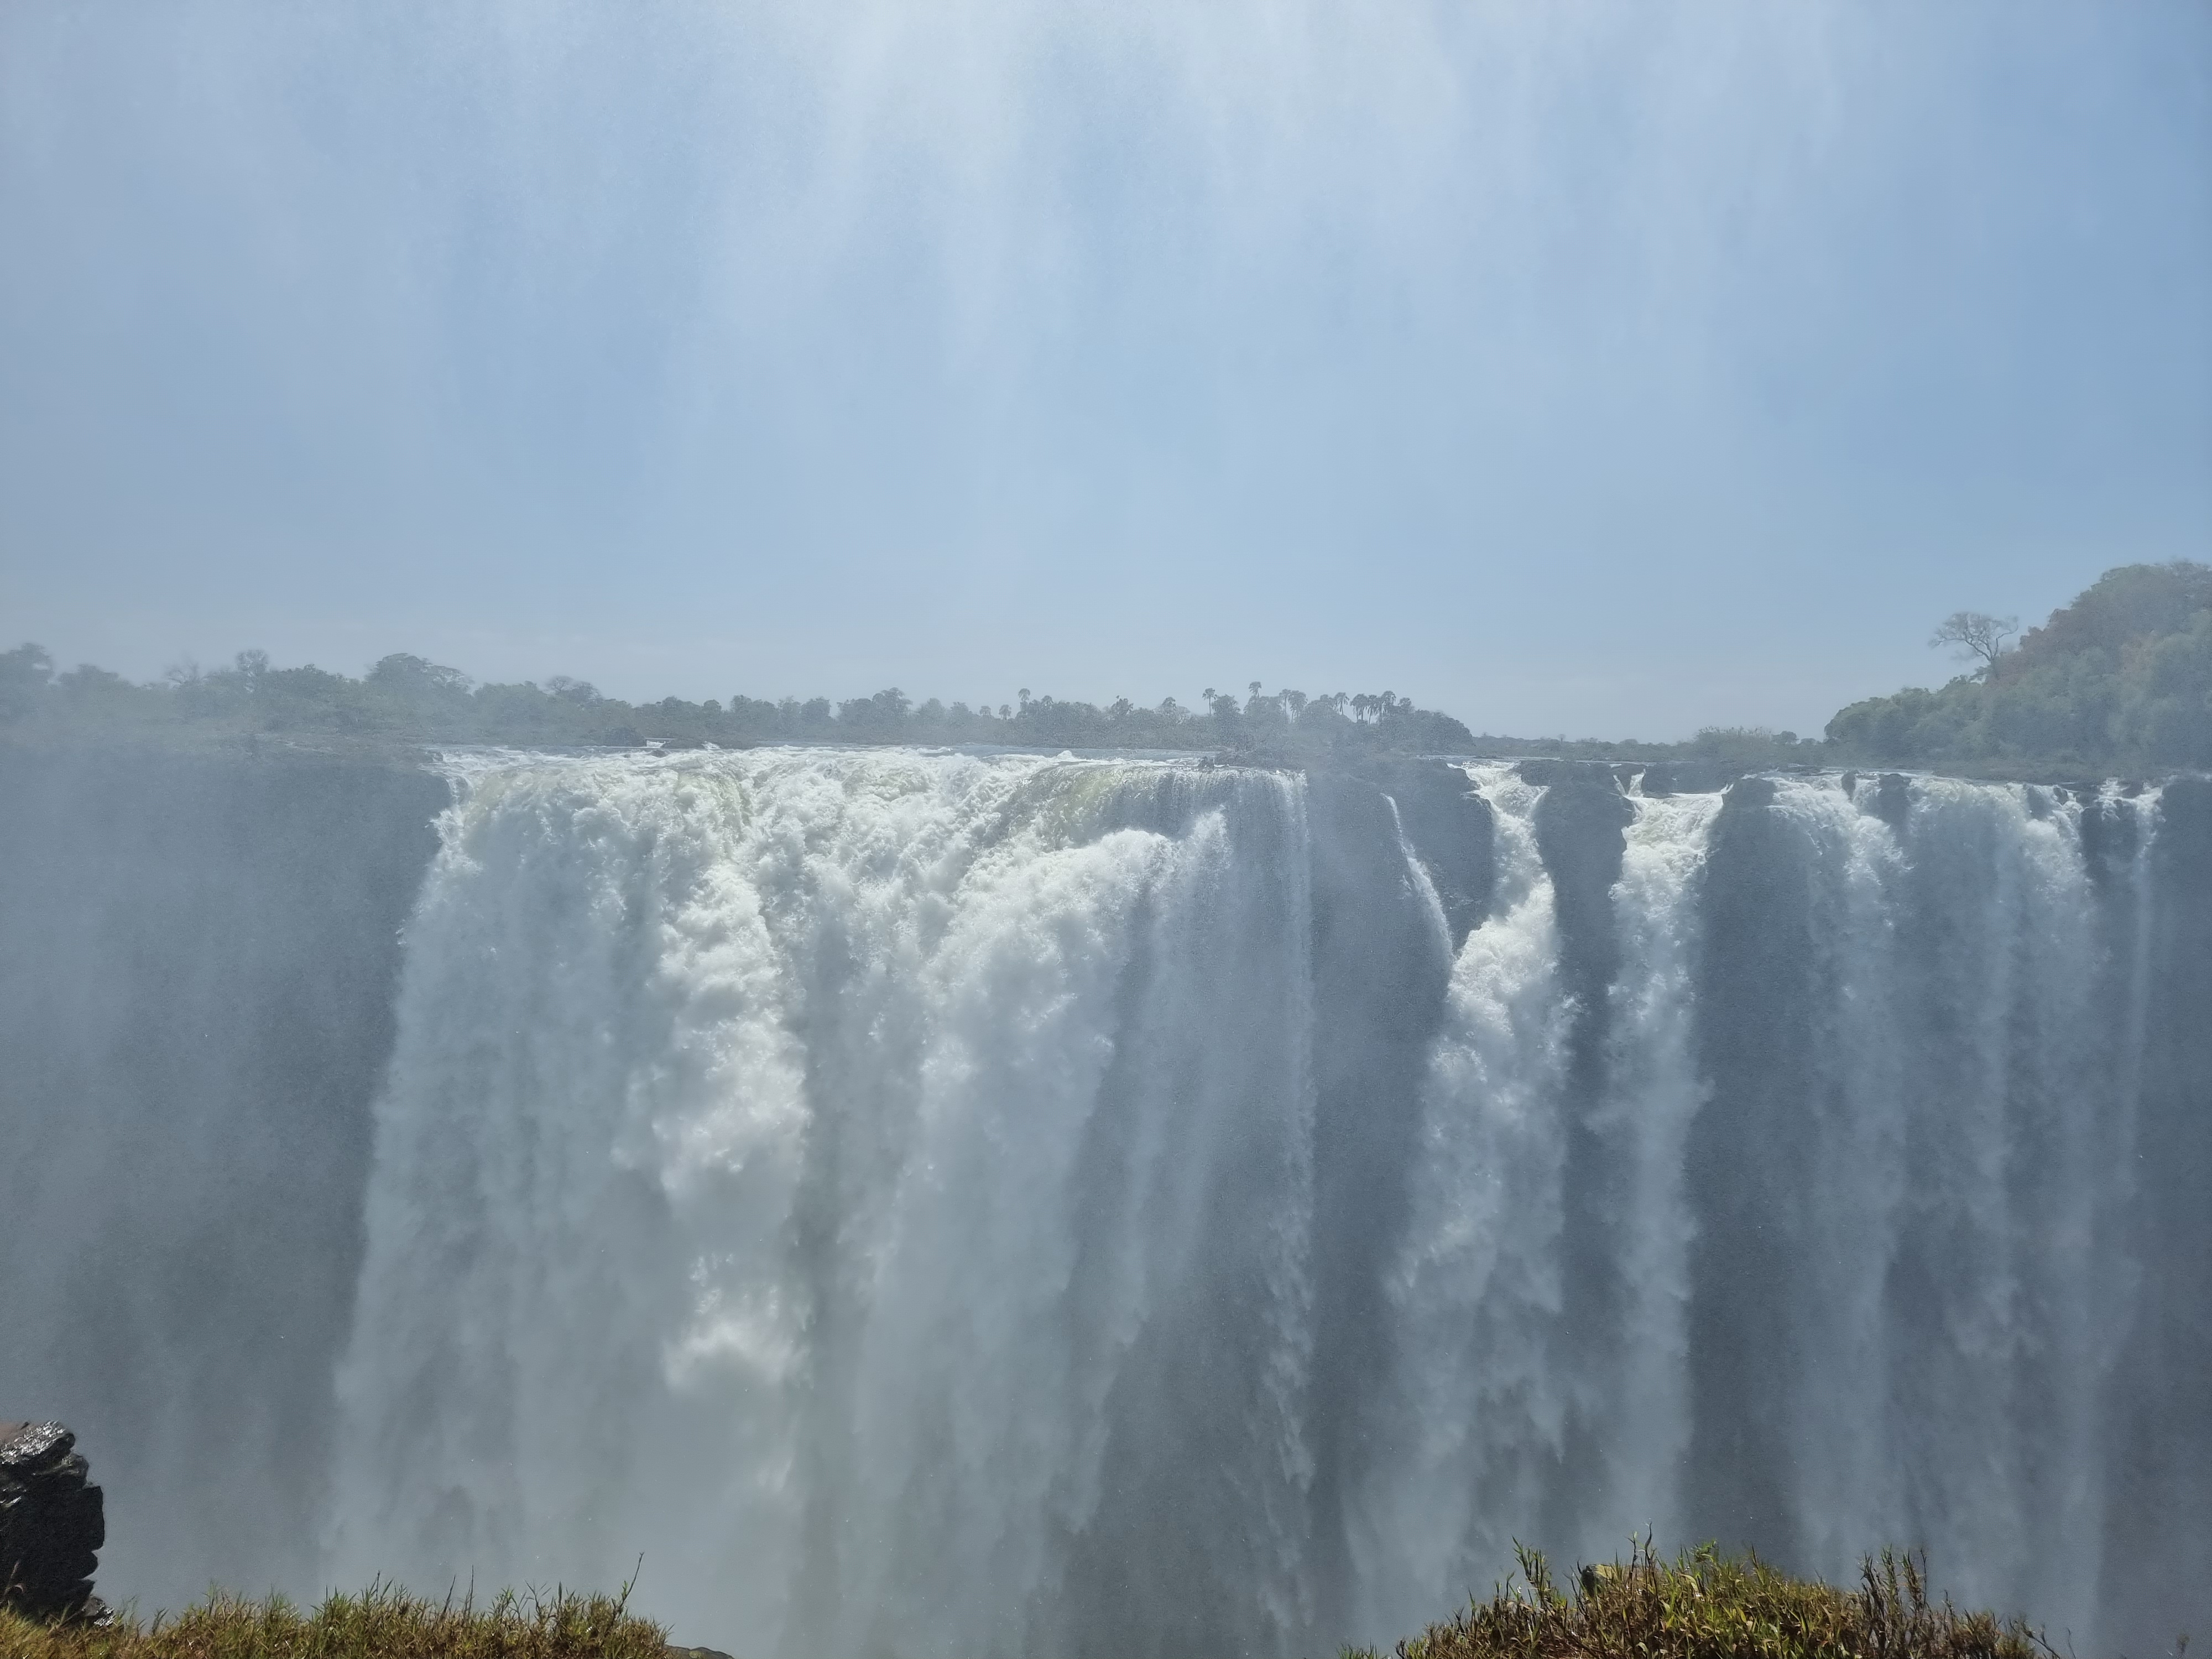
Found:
<box><xmin>1352</xmin><ymin>1544</ymin><xmax>2054</xmax><ymax>1659</ymax></box>
<box><xmin>1826</xmin><ymin>561</ymin><xmax>2212</xmax><ymax>776</ymax></box>
<box><xmin>0</xmin><ymin>645</ymin><xmax>1838</xmax><ymax>770</ymax></box>
<box><xmin>0</xmin><ymin>1585</ymin><xmax>668</xmax><ymax>1659</ymax></box>
<box><xmin>4</xmin><ymin>560</ymin><xmax>2205</xmax><ymax>775</ymax></box>
<box><xmin>0</xmin><ymin>649</ymin><xmax>1475</xmax><ymax>760</ymax></box>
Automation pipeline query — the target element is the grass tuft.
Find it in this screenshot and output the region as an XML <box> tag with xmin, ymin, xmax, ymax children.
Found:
<box><xmin>0</xmin><ymin>1582</ymin><xmax>669</xmax><ymax>1659</ymax></box>
<box><xmin>1346</xmin><ymin>1542</ymin><xmax>2056</xmax><ymax>1659</ymax></box>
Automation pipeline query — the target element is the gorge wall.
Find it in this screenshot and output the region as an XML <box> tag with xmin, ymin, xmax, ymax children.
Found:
<box><xmin>0</xmin><ymin>749</ymin><xmax>445</xmax><ymax>1600</ymax></box>
<box><xmin>0</xmin><ymin>744</ymin><xmax>2204</xmax><ymax>1656</ymax></box>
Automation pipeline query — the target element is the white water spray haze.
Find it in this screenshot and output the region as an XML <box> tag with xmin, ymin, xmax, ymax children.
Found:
<box><xmin>286</xmin><ymin>754</ymin><xmax>2208</xmax><ymax>1652</ymax></box>
<box><xmin>3</xmin><ymin>1</ymin><xmax>2209</xmax><ymax>1651</ymax></box>
<box><xmin>1</xmin><ymin>747</ymin><xmax>2206</xmax><ymax>1651</ymax></box>
<box><xmin>9</xmin><ymin>2</ymin><xmax>2203</xmax><ymax>725</ymax></box>
<box><xmin>326</xmin><ymin>750</ymin><xmax>1322</xmax><ymax>1654</ymax></box>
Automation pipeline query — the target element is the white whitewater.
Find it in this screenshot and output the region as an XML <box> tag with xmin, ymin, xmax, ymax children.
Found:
<box><xmin>327</xmin><ymin>748</ymin><xmax>1319</xmax><ymax>1656</ymax></box>
<box><xmin>327</xmin><ymin>751</ymin><xmax>2166</xmax><ymax>1655</ymax></box>
<box><xmin>1350</xmin><ymin>771</ymin><xmax>1723</xmax><ymax>1624</ymax></box>
<box><xmin>1347</xmin><ymin>768</ymin><xmax>1575</xmax><ymax>1619</ymax></box>
<box><xmin>1352</xmin><ymin>772</ymin><xmax>2153</xmax><ymax>1642</ymax></box>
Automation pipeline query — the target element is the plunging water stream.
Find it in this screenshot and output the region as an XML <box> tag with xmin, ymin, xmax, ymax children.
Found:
<box><xmin>2</xmin><ymin>748</ymin><xmax>2204</xmax><ymax>1655</ymax></box>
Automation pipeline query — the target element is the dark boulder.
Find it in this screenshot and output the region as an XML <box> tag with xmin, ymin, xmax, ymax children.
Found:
<box><xmin>1354</xmin><ymin>757</ymin><xmax>1496</xmax><ymax>948</ymax></box>
<box><xmin>0</xmin><ymin>1422</ymin><xmax>106</xmax><ymax>1625</ymax></box>
<box><xmin>1868</xmin><ymin>771</ymin><xmax>1912</xmax><ymax>830</ymax></box>
<box><xmin>1513</xmin><ymin>758</ymin><xmax>1620</xmax><ymax>790</ymax></box>
<box><xmin>1638</xmin><ymin>760</ymin><xmax>1747</xmax><ymax>796</ymax></box>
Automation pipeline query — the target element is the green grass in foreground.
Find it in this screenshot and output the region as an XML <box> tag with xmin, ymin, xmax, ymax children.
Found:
<box><xmin>1348</xmin><ymin>1543</ymin><xmax>2055</xmax><ymax>1659</ymax></box>
<box><xmin>0</xmin><ymin>1584</ymin><xmax>668</xmax><ymax>1659</ymax></box>
<box><xmin>0</xmin><ymin>1546</ymin><xmax>2066</xmax><ymax>1659</ymax></box>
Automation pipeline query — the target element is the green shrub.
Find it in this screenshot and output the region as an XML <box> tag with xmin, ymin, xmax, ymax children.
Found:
<box><xmin>1827</xmin><ymin>561</ymin><xmax>2212</xmax><ymax>776</ymax></box>
<box><xmin>1349</xmin><ymin>1543</ymin><xmax>2052</xmax><ymax>1659</ymax></box>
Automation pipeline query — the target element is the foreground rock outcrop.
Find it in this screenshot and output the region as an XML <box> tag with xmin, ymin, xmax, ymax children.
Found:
<box><xmin>0</xmin><ymin>1422</ymin><xmax>105</xmax><ymax>1624</ymax></box>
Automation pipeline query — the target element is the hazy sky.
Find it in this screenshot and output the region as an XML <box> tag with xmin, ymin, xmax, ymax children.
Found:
<box><xmin>3</xmin><ymin>1</ymin><xmax>2207</xmax><ymax>737</ymax></box>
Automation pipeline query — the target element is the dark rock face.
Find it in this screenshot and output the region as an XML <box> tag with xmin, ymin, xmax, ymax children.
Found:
<box><xmin>1869</xmin><ymin>771</ymin><xmax>1912</xmax><ymax>830</ymax></box>
<box><xmin>1681</xmin><ymin>779</ymin><xmax>1822</xmax><ymax>1566</ymax></box>
<box><xmin>1295</xmin><ymin>770</ymin><xmax>1473</xmax><ymax>1637</ymax></box>
<box><xmin>1354</xmin><ymin>758</ymin><xmax>1497</xmax><ymax>948</ymax></box>
<box><xmin>1636</xmin><ymin>760</ymin><xmax>1747</xmax><ymax>796</ymax></box>
<box><xmin>0</xmin><ymin>1422</ymin><xmax>105</xmax><ymax>1624</ymax></box>
<box><xmin>1512</xmin><ymin>757</ymin><xmax>1621</xmax><ymax>790</ymax></box>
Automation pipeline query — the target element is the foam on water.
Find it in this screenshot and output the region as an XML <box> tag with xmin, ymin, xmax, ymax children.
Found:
<box><xmin>13</xmin><ymin>747</ymin><xmax>2182</xmax><ymax>1654</ymax></box>
<box><xmin>326</xmin><ymin>749</ymin><xmax>1319</xmax><ymax>1655</ymax></box>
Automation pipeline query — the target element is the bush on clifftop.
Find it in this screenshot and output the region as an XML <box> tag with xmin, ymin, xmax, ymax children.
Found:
<box><xmin>1349</xmin><ymin>1543</ymin><xmax>2057</xmax><ymax>1659</ymax></box>
<box><xmin>1827</xmin><ymin>561</ymin><xmax>2212</xmax><ymax>776</ymax></box>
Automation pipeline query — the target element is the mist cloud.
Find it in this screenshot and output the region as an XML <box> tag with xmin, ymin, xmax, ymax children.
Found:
<box><xmin>2</xmin><ymin>0</ymin><xmax>2205</xmax><ymax>735</ymax></box>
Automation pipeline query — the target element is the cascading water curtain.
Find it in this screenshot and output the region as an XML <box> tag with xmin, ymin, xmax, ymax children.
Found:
<box><xmin>327</xmin><ymin>750</ymin><xmax>1320</xmax><ymax>1657</ymax></box>
<box><xmin>1355</xmin><ymin>772</ymin><xmax>2159</xmax><ymax>1649</ymax></box>
<box><xmin>329</xmin><ymin>753</ymin><xmax>2179</xmax><ymax>1656</ymax></box>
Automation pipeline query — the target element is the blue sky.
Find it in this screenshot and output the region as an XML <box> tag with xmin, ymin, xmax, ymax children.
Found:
<box><xmin>2</xmin><ymin>0</ymin><xmax>2206</xmax><ymax>737</ymax></box>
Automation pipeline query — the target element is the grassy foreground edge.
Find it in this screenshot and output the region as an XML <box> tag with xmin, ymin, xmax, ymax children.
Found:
<box><xmin>0</xmin><ymin>1545</ymin><xmax>2124</xmax><ymax>1659</ymax></box>
<box><xmin>0</xmin><ymin>1584</ymin><xmax>669</xmax><ymax>1659</ymax></box>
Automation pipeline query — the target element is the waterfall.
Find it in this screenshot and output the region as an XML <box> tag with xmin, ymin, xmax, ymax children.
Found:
<box><xmin>1347</xmin><ymin>771</ymin><xmax>2176</xmax><ymax>1647</ymax></box>
<box><xmin>1348</xmin><ymin>768</ymin><xmax>1577</xmax><ymax>1622</ymax></box>
<box><xmin>1349</xmin><ymin>772</ymin><xmax>1724</xmax><ymax>1623</ymax></box>
<box><xmin>3</xmin><ymin>746</ymin><xmax>2203</xmax><ymax>1656</ymax></box>
<box><xmin>325</xmin><ymin>750</ymin><xmax>1321</xmax><ymax>1657</ymax></box>
<box><xmin>1678</xmin><ymin>775</ymin><xmax>2164</xmax><ymax>1639</ymax></box>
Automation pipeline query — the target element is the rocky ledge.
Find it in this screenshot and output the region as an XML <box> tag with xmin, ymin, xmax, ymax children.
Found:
<box><xmin>0</xmin><ymin>1422</ymin><xmax>106</xmax><ymax>1625</ymax></box>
